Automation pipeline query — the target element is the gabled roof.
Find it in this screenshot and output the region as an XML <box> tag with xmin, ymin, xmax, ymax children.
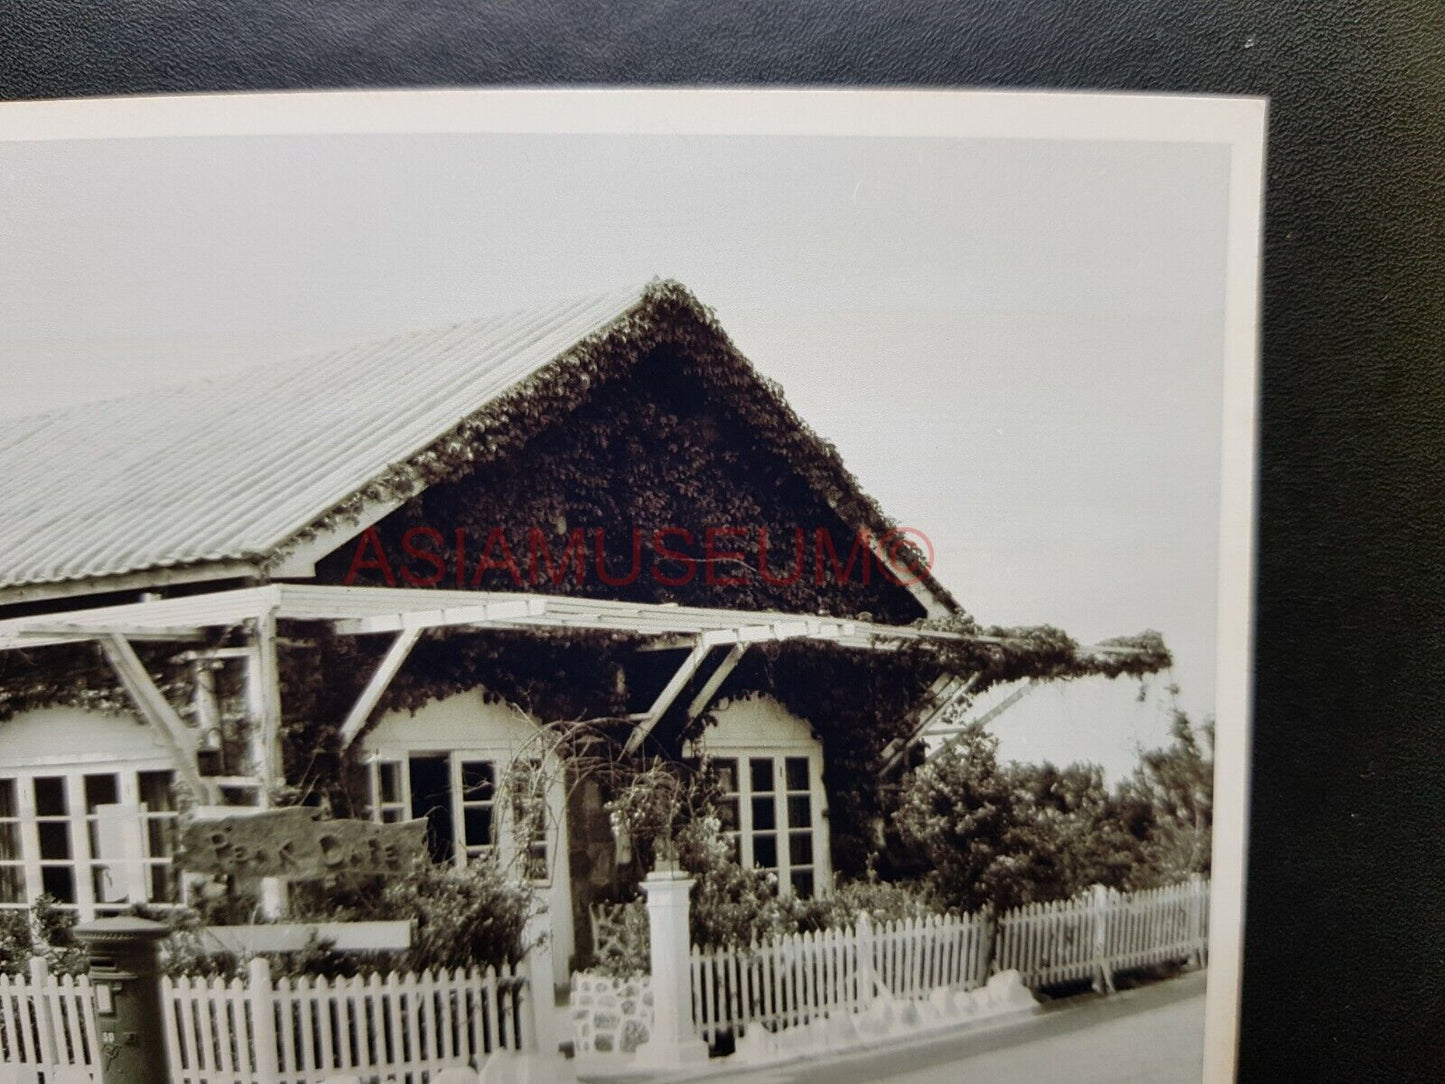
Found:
<box><xmin>0</xmin><ymin>281</ymin><xmax>959</xmax><ymax>615</ymax></box>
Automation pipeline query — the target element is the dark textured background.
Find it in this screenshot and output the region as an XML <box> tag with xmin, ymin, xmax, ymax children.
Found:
<box><xmin>2</xmin><ymin>2</ymin><xmax>1442</xmax><ymax>1080</ymax></box>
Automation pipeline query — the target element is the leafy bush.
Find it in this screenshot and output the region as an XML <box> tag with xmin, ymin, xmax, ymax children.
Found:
<box><xmin>895</xmin><ymin>709</ymin><xmax>1213</xmax><ymax>912</ymax></box>
<box><xmin>379</xmin><ymin>856</ymin><xmax>539</xmax><ymax>972</ymax></box>
<box><xmin>790</xmin><ymin>875</ymin><xmax>946</xmax><ymax>932</ymax></box>
<box><xmin>676</xmin><ymin>814</ymin><xmax>796</xmax><ymax>949</ymax></box>
<box><xmin>604</xmin><ymin>764</ymin><xmax>948</xmax><ymax>957</ymax></box>
<box><xmin>0</xmin><ymin>897</ymin><xmax>88</xmax><ymax>976</ymax></box>
<box><xmin>0</xmin><ymin>908</ymin><xmax>33</xmax><ymax>974</ymax></box>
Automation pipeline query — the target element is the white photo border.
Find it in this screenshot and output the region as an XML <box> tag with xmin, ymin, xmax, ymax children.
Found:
<box><xmin>0</xmin><ymin>86</ymin><xmax>1266</xmax><ymax>1082</ymax></box>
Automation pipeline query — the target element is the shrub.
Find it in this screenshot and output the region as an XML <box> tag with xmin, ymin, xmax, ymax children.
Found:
<box><xmin>378</xmin><ymin>856</ymin><xmax>539</xmax><ymax>973</ymax></box>
<box><xmin>0</xmin><ymin>908</ymin><xmax>33</xmax><ymax>974</ymax></box>
<box><xmin>791</xmin><ymin>875</ymin><xmax>946</xmax><ymax>933</ymax></box>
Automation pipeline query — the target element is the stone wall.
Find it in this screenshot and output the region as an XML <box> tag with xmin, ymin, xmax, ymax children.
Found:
<box><xmin>569</xmin><ymin>970</ymin><xmax>654</xmax><ymax>1055</ymax></box>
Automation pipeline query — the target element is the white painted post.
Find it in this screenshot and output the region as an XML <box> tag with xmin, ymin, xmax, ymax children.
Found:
<box><xmin>856</xmin><ymin>912</ymin><xmax>876</xmax><ymax>1004</ymax></box>
<box><xmin>1188</xmin><ymin>873</ymin><xmax>1206</xmax><ymax>967</ymax></box>
<box><xmin>248</xmin><ymin>956</ymin><xmax>280</xmax><ymax>1081</ymax></box>
<box><xmin>27</xmin><ymin>956</ymin><xmax>57</xmax><ymax>1070</ymax></box>
<box><xmin>1090</xmin><ymin>884</ymin><xmax>1115</xmax><ymax>994</ymax></box>
<box><xmin>632</xmin><ymin>868</ymin><xmax>709</xmax><ymax>1069</ymax></box>
<box><xmin>522</xmin><ymin>909</ymin><xmax>560</xmax><ymax>1055</ymax></box>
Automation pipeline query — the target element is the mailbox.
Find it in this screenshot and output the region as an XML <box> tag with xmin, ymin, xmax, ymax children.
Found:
<box><xmin>72</xmin><ymin>916</ymin><xmax>171</xmax><ymax>1084</ymax></box>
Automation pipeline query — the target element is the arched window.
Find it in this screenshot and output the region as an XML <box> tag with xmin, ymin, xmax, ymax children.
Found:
<box><xmin>684</xmin><ymin>696</ymin><xmax>831</xmax><ymax>898</ymax></box>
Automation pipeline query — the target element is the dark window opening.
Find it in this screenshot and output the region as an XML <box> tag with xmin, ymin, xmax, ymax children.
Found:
<box><xmin>409</xmin><ymin>755</ymin><xmax>455</xmax><ymax>864</ymax></box>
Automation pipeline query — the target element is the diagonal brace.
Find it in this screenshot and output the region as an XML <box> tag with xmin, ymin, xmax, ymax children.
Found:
<box><xmin>338</xmin><ymin>627</ymin><xmax>423</xmax><ymax>750</ymax></box>
<box><xmin>99</xmin><ymin>634</ymin><xmax>214</xmax><ymax>803</ymax></box>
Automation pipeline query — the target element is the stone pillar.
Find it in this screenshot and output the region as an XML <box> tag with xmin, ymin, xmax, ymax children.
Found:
<box><xmin>631</xmin><ymin>867</ymin><xmax>709</xmax><ymax>1069</ymax></box>
<box><xmin>72</xmin><ymin>916</ymin><xmax>172</xmax><ymax>1084</ymax></box>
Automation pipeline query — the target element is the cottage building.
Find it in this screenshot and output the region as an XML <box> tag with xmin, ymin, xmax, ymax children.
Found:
<box><xmin>0</xmin><ymin>281</ymin><xmax>1160</xmax><ymax>980</ymax></box>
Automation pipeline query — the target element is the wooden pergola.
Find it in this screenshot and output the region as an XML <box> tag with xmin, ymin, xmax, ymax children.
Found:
<box><xmin>0</xmin><ymin>584</ymin><xmax>1149</xmax><ymax>801</ymax></box>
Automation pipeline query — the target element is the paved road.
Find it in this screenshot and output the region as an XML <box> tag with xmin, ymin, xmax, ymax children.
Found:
<box><xmin>714</xmin><ymin>971</ymin><xmax>1208</xmax><ymax>1084</ymax></box>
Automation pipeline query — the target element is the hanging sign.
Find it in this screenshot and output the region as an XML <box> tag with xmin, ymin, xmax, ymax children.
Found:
<box><xmin>178</xmin><ymin>807</ymin><xmax>426</xmax><ymax>880</ymax></box>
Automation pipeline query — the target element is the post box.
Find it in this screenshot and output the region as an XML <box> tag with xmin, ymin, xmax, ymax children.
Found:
<box><xmin>71</xmin><ymin>916</ymin><xmax>171</xmax><ymax>1084</ymax></box>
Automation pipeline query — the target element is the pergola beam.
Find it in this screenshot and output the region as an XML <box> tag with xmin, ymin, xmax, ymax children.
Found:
<box><xmin>334</xmin><ymin>598</ymin><xmax>547</xmax><ymax>636</ymax></box>
<box><xmin>878</xmin><ymin>672</ymin><xmax>980</xmax><ymax>777</ymax></box>
<box><xmin>18</xmin><ymin>624</ymin><xmax>209</xmax><ymax>642</ymax></box>
<box><xmin>924</xmin><ymin>680</ymin><xmax>1039</xmax><ymax>764</ymax></box>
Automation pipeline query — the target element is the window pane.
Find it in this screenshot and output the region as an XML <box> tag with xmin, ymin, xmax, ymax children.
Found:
<box><xmin>749</xmin><ymin>758</ymin><xmax>774</xmax><ymax>793</ymax></box>
<box><xmin>378</xmin><ymin>762</ymin><xmax>403</xmax><ymax>804</ymax></box>
<box><xmin>380</xmin><ymin>808</ymin><xmax>404</xmax><ymax>824</ymax></box>
<box><xmin>785</xmin><ymin>757</ymin><xmax>810</xmax><ymax>792</ymax></box>
<box><xmin>0</xmin><ymin>865</ymin><xmax>23</xmax><ymax>904</ymax></box>
<box><xmin>790</xmin><ymin>870</ymin><xmax>815</xmax><ymax>898</ymax></box>
<box><xmin>0</xmin><ymin>823</ymin><xmax>18</xmax><ymax>863</ymax></box>
<box><xmin>38</xmin><ymin>822</ymin><xmax>71</xmax><ymax>860</ymax></box>
<box><xmin>710</xmin><ymin>759</ymin><xmax>738</xmax><ymax>794</ymax></box>
<box><xmin>752</xmin><ymin>833</ymin><xmax>777</xmax><ymax>869</ymax></box>
<box><xmin>93</xmin><ymin>866</ymin><xmax>126</xmax><ymax>905</ymax></box>
<box><xmin>751</xmin><ymin>796</ymin><xmax>776</xmax><ymax>831</ymax></box>
<box><xmin>523</xmin><ymin>844</ymin><xmax>547</xmax><ymax>881</ymax></box>
<box><xmin>84</xmin><ymin>774</ymin><xmax>118</xmax><ymax>811</ymax></box>
<box><xmin>138</xmin><ymin>772</ymin><xmax>176</xmax><ymax>813</ymax></box>
<box><xmin>716</xmin><ymin>798</ymin><xmax>739</xmax><ymax>831</ymax></box>
<box><xmin>146</xmin><ymin>819</ymin><xmax>175</xmax><ymax>858</ymax></box>
<box><xmin>148</xmin><ymin>864</ymin><xmax>179</xmax><ymax>903</ymax></box>
<box><xmin>787</xmin><ymin>795</ymin><xmax>812</xmax><ymax>828</ymax></box>
<box><xmin>461</xmin><ymin>761</ymin><xmax>495</xmax><ymax>801</ymax></box>
<box><xmin>788</xmin><ymin>831</ymin><xmax>813</xmax><ymax>866</ymax></box>
<box><xmin>464</xmin><ymin>807</ymin><xmax>494</xmax><ymax>847</ymax></box>
<box><xmin>41</xmin><ymin>865</ymin><xmax>75</xmax><ymax>903</ymax></box>
<box><xmin>0</xmin><ymin>779</ymin><xmax>16</xmax><ymax>818</ymax></box>
<box><xmin>34</xmin><ymin>778</ymin><xmax>67</xmax><ymax>817</ymax></box>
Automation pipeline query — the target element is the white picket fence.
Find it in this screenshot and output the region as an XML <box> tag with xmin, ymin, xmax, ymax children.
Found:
<box><xmin>0</xmin><ymin>956</ymin><xmax>532</xmax><ymax>1084</ymax></box>
<box><xmin>691</xmin><ymin>910</ymin><xmax>992</xmax><ymax>1042</ymax></box>
<box><xmin>165</xmin><ymin>958</ymin><xmax>531</xmax><ymax>1084</ymax></box>
<box><xmin>994</xmin><ymin>878</ymin><xmax>1209</xmax><ymax>989</ymax></box>
<box><xmin>690</xmin><ymin>878</ymin><xmax>1208</xmax><ymax>1042</ymax></box>
<box><xmin>0</xmin><ymin>958</ymin><xmax>103</xmax><ymax>1082</ymax></box>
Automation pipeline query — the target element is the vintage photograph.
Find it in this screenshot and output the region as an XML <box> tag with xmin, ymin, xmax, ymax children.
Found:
<box><xmin>0</xmin><ymin>90</ymin><xmax>1263</xmax><ymax>1083</ymax></box>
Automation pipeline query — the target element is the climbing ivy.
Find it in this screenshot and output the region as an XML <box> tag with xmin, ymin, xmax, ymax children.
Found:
<box><xmin>288</xmin><ymin>281</ymin><xmax>939</xmax><ymax>612</ymax></box>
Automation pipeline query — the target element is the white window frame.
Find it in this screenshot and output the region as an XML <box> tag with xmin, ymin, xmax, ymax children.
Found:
<box><xmin>0</xmin><ymin>760</ymin><xmax>183</xmax><ymax>919</ymax></box>
<box><xmin>366</xmin><ymin>749</ymin><xmax>559</xmax><ymax>885</ymax></box>
<box><xmin>685</xmin><ymin>703</ymin><xmax>831</xmax><ymax>899</ymax></box>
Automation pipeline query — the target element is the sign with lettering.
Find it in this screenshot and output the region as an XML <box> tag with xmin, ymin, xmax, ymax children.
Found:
<box><xmin>178</xmin><ymin>807</ymin><xmax>427</xmax><ymax>880</ymax></box>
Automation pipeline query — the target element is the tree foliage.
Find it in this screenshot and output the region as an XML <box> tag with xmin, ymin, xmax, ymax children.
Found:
<box><xmin>1118</xmin><ymin>711</ymin><xmax>1215</xmax><ymax>884</ymax></box>
<box><xmin>896</xmin><ymin>710</ymin><xmax>1212</xmax><ymax>912</ymax></box>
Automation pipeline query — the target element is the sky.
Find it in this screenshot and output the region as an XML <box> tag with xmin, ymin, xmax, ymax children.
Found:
<box><xmin>0</xmin><ymin>130</ymin><xmax>1231</xmax><ymax>774</ymax></box>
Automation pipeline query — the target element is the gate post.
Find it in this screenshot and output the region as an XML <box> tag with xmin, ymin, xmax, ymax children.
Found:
<box><xmin>632</xmin><ymin>866</ymin><xmax>708</xmax><ymax>1069</ymax></box>
<box><xmin>855</xmin><ymin>912</ymin><xmax>876</xmax><ymax>1002</ymax></box>
<box><xmin>1090</xmin><ymin>884</ymin><xmax>1115</xmax><ymax>995</ymax></box>
<box><xmin>72</xmin><ymin>916</ymin><xmax>172</xmax><ymax>1084</ymax></box>
<box><xmin>522</xmin><ymin>909</ymin><xmax>561</xmax><ymax>1054</ymax></box>
<box><xmin>1187</xmin><ymin>873</ymin><xmax>1207</xmax><ymax>967</ymax></box>
<box><xmin>26</xmin><ymin>956</ymin><xmax>58</xmax><ymax>1069</ymax></box>
<box><xmin>248</xmin><ymin>956</ymin><xmax>280</xmax><ymax>1079</ymax></box>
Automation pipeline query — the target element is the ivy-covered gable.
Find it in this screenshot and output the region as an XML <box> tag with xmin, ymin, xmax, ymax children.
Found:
<box><xmin>312</xmin><ymin>343</ymin><xmax>927</xmax><ymax>626</ymax></box>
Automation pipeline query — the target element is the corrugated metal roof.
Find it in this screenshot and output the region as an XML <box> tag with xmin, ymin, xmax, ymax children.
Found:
<box><xmin>0</xmin><ymin>285</ymin><xmax>650</xmax><ymax>590</ymax></box>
